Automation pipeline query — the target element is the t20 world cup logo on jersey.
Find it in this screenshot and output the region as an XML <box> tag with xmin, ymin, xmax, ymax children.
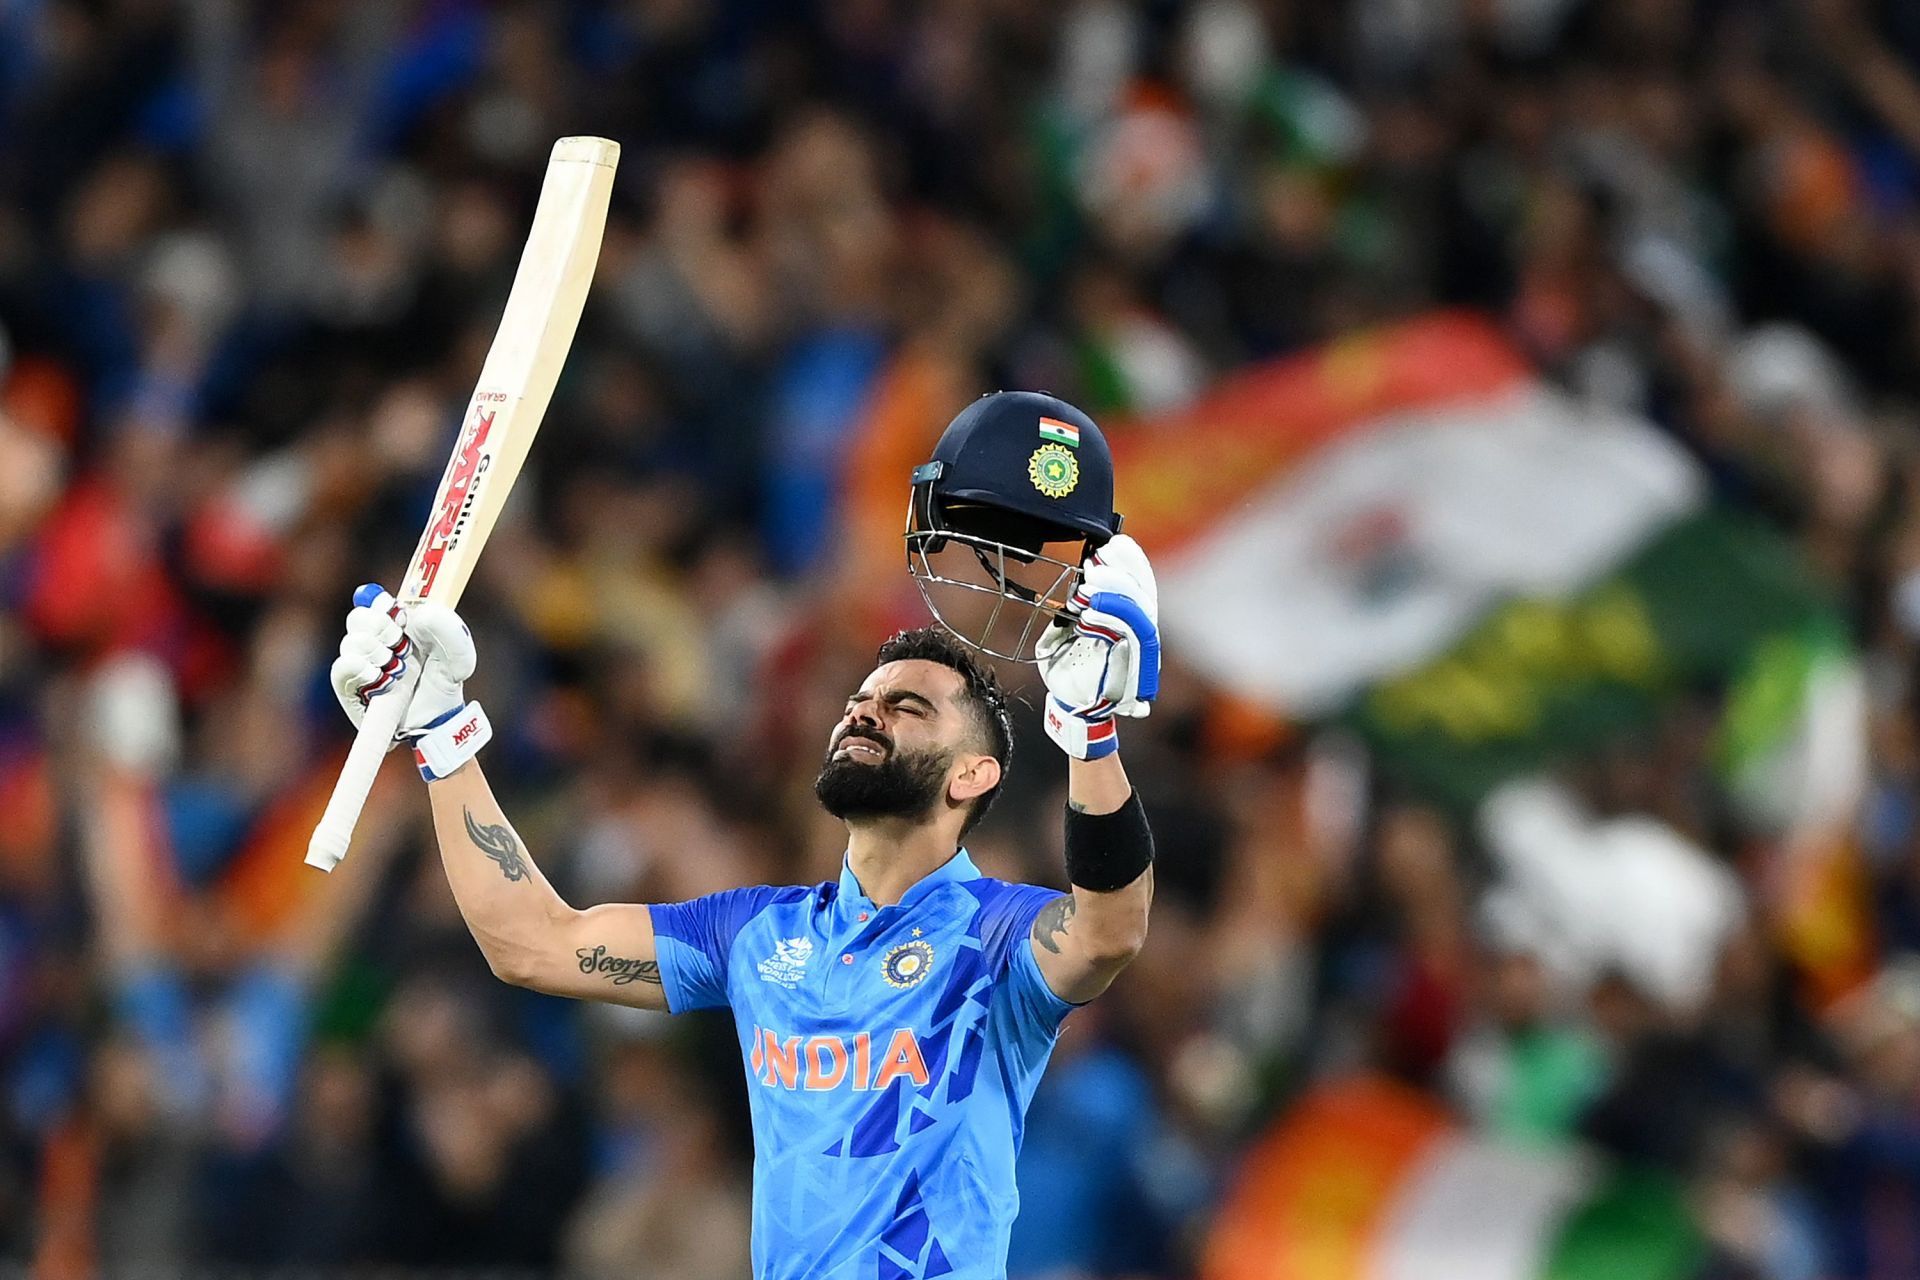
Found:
<box><xmin>757</xmin><ymin>937</ymin><xmax>813</xmax><ymax>988</ymax></box>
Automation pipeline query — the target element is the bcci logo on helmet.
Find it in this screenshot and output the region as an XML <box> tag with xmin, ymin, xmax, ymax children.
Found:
<box><xmin>881</xmin><ymin>940</ymin><xmax>935</xmax><ymax>989</ymax></box>
<box><xmin>1028</xmin><ymin>443</ymin><xmax>1079</xmax><ymax>498</ymax></box>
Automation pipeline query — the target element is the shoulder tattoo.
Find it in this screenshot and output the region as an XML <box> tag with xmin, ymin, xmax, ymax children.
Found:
<box><xmin>1032</xmin><ymin>893</ymin><xmax>1076</xmax><ymax>955</ymax></box>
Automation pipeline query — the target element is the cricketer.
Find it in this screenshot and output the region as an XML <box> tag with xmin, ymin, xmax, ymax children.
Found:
<box><xmin>329</xmin><ymin>391</ymin><xmax>1160</xmax><ymax>1280</ymax></box>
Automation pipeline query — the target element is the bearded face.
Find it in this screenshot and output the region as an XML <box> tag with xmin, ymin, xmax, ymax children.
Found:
<box><xmin>813</xmin><ymin>722</ymin><xmax>953</xmax><ymax>823</ymax></box>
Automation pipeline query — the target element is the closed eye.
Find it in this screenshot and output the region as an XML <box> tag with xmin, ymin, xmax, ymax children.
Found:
<box><xmin>843</xmin><ymin>691</ymin><xmax>938</xmax><ymax>716</ymax></box>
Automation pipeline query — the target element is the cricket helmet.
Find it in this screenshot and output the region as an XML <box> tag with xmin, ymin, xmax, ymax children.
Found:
<box><xmin>906</xmin><ymin>391</ymin><xmax>1123</xmax><ymax>663</ymax></box>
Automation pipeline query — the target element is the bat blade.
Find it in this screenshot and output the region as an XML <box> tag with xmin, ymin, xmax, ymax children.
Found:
<box><xmin>306</xmin><ymin>136</ymin><xmax>619</xmax><ymax>872</ymax></box>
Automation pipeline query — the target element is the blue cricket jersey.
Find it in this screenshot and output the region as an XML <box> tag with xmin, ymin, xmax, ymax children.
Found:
<box><xmin>648</xmin><ymin>848</ymin><xmax>1076</xmax><ymax>1280</ymax></box>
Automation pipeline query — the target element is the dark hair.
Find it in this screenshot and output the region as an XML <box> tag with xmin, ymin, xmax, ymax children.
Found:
<box><xmin>874</xmin><ymin>626</ymin><xmax>1014</xmax><ymax>835</ymax></box>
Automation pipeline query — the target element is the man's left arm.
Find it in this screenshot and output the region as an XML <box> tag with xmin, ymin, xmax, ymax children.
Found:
<box><xmin>1029</xmin><ymin>534</ymin><xmax>1160</xmax><ymax>1004</ymax></box>
<box><xmin>1030</xmin><ymin>753</ymin><xmax>1154</xmax><ymax>1003</ymax></box>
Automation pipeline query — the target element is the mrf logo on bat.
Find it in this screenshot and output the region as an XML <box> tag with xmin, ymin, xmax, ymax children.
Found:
<box><xmin>416</xmin><ymin>403</ymin><xmax>497</xmax><ymax>597</ymax></box>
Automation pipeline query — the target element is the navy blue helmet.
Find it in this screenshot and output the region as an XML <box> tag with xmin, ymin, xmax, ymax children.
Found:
<box><xmin>906</xmin><ymin>391</ymin><xmax>1123</xmax><ymax>662</ymax></box>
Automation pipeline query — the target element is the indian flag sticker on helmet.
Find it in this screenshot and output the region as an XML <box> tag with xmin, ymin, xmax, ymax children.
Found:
<box><xmin>1038</xmin><ymin>416</ymin><xmax>1081</xmax><ymax>447</ymax></box>
<box><xmin>1029</xmin><ymin>443</ymin><xmax>1079</xmax><ymax>498</ymax></box>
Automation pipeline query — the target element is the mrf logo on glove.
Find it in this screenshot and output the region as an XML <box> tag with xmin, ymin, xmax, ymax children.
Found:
<box><xmin>413</xmin><ymin>702</ymin><xmax>492</xmax><ymax>783</ymax></box>
<box><xmin>1044</xmin><ymin>698</ymin><xmax>1120</xmax><ymax>760</ymax></box>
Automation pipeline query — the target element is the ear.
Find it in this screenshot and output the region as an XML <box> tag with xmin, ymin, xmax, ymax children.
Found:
<box><xmin>948</xmin><ymin>752</ymin><xmax>1001</xmax><ymax>806</ymax></box>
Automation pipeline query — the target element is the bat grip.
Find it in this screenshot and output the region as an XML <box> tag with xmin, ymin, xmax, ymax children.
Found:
<box><xmin>305</xmin><ymin>662</ymin><xmax>422</xmax><ymax>872</ymax></box>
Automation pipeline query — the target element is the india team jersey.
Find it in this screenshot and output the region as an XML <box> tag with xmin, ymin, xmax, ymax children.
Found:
<box><xmin>648</xmin><ymin>849</ymin><xmax>1076</xmax><ymax>1280</ymax></box>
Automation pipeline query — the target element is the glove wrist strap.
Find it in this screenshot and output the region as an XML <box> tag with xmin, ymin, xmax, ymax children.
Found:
<box><xmin>409</xmin><ymin>702</ymin><xmax>492</xmax><ymax>781</ymax></box>
<box><xmin>1044</xmin><ymin>696</ymin><xmax>1118</xmax><ymax>760</ymax></box>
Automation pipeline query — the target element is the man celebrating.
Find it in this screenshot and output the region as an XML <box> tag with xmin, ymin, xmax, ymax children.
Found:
<box><xmin>331</xmin><ymin>393</ymin><xmax>1158</xmax><ymax>1280</ymax></box>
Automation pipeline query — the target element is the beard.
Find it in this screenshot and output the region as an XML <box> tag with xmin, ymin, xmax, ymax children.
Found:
<box><xmin>814</xmin><ymin>728</ymin><xmax>952</xmax><ymax>823</ymax></box>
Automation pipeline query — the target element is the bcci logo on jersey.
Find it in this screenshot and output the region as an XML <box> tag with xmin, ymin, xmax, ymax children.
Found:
<box><xmin>758</xmin><ymin>937</ymin><xmax>813</xmax><ymax>988</ymax></box>
<box><xmin>882</xmin><ymin>940</ymin><xmax>935</xmax><ymax>989</ymax></box>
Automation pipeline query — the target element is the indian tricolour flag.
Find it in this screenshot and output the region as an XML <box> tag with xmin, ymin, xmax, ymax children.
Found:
<box><xmin>1119</xmin><ymin>315</ymin><xmax>1701</xmax><ymax>719</ymax></box>
<box><xmin>1038</xmin><ymin>416</ymin><xmax>1081</xmax><ymax>447</ymax></box>
<box><xmin>1113</xmin><ymin>313</ymin><xmax>1857</xmax><ymax>814</ymax></box>
<box><xmin>1203</xmin><ymin>1078</ymin><xmax>1702</xmax><ymax>1280</ymax></box>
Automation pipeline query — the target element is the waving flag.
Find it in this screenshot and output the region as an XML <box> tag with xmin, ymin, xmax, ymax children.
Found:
<box><xmin>1203</xmin><ymin>1077</ymin><xmax>1702</xmax><ymax>1280</ymax></box>
<box><xmin>1115</xmin><ymin>313</ymin><xmax>1850</xmax><ymax>811</ymax></box>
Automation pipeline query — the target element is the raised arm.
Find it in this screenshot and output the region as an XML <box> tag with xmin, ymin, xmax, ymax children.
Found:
<box><xmin>1029</xmin><ymin>534</ymin><xmax>1160</xmax><ymax>1004</ymax></box>
<box><xmin>426</xmin><ymin>762</ymin><xmax>667</xmax><ymax>1011</ymax></box>
<box><xmin>1030</xmin><ymin>754</ymin><xmax>1154</xmax><ymax>1003</ymax></box>
<box><xmin>330</xmin><ymin>587</ymin><xmax>665</xmax><ymax>1011</ymax></box>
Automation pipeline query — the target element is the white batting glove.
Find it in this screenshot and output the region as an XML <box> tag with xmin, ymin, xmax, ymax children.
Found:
<box><xmin>329</xmin><ymin>584</ymin><xmax>492</xmax><ymax>780</ymax></box>
<box><xmin>1036</xmin><ymin>535</ymin><xmax>1161</xmax><ymax>759</ymax></box>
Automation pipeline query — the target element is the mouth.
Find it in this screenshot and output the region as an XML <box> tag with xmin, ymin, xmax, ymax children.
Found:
<box><xmin>833</xmin><ymin>735</ymin><xmax>890</xmax><ymax>764</ymax></box>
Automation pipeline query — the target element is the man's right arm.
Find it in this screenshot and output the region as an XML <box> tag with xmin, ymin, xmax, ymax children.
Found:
<box><xmin>333</xmin><ymin>589</ymin><xmax>673</xmax><ymax>1011</ymax></box>
<box><xmin>426</xmin><ymin>760</ymin><xmax>668</xmax><ymax>1011</ymax></box>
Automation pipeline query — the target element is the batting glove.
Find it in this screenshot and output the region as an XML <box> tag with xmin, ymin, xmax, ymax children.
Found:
<box><xmin>329</xmin><ymin>584</ymin><xmax>492</xmax><ymax>781</ymax></box>
<box><xmin>1036</xmin><ymin>535</ymin><xmax>1161</xmax><ymax>760</ymax></box>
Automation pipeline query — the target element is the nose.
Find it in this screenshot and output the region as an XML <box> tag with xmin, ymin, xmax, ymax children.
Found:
<box><xmin>841</xmin><ymin>695</ymin><xmax>882</xmax><ymax>732</ymax></box>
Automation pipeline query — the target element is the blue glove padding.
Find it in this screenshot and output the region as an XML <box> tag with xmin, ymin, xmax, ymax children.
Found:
<box><xmin>1037</xmin><ymin>536</ymin><xmax>1160</xmax><ymax>758</ymax></box>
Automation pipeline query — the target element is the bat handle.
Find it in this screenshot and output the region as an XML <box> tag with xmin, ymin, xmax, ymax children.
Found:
<box><xmin>305</xmin><ymin>662</ymin><xmax>422</xmax><ymax>872</ymax></box>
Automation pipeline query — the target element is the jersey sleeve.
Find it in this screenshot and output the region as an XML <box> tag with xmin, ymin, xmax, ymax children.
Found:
<box><xmin>647</xmin><ymin>886</ymin><xmax>794</xmax><ymax>1012</ymax></box>
<box><xmin>975</xmin><ymin>882</ymin><xmax>1080</xmax><ymax>1036</ymax></box>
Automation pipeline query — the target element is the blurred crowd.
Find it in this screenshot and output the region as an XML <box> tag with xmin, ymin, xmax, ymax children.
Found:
<box><xmin>15</xmin><ymin>1</ymin><xmax>1920</xmax><ymax>1277</ymax></box>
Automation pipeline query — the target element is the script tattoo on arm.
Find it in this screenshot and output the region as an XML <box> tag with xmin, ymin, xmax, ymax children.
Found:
<box><xmin>576</xmin><ymin>945</ymin><xmax>662</xmax><ymax>986</ymax></box>
<box><xmin>463</xmin><ymin>807</ymin><xmax>528</xmax><ymax>882</ymax></box>
<box><xmin>1032</xmin><ymin>894</ymin><xmax>1076</xmax><ymax>955</ymax></box>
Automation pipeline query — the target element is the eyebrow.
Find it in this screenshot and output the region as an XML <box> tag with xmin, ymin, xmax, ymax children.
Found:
<box><xmin>846</xmin><ymin>689</ymin><xmax>940</xmax><ymax>713</ymax></box>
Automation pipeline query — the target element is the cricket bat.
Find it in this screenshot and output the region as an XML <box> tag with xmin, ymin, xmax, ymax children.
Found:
<box><xmin>306</xmin><ymin>136</ymin><xmax>619</xmax><ymax>872</ymax></box>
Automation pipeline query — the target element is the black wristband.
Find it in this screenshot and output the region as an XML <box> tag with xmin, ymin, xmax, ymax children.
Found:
<box><xmin>1064</xmin><ymin>789</ymin><xmax>1154</xmax><ymax>892</ymax></box>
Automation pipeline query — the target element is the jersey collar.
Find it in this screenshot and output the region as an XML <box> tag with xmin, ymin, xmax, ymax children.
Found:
<box><xmin>837</xmin><ymin>846</ymin><xmax>980</xmax><ymax>917</ymax></box>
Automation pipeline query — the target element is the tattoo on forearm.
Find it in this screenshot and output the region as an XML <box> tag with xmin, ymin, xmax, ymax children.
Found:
<box><xmin>1032</xmin><ymin>894</ymin><xmax>1076</xmax><ymax>955</ymax></box>
<box><xmin>576</xmin><ymin>945</ymin><xmax>661</xmax><ymax>986</ymax></box>
<box><xmin>464</xmin><ymin>807</ymin><xmax>528</xmax><ymax>882</ymax></box>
